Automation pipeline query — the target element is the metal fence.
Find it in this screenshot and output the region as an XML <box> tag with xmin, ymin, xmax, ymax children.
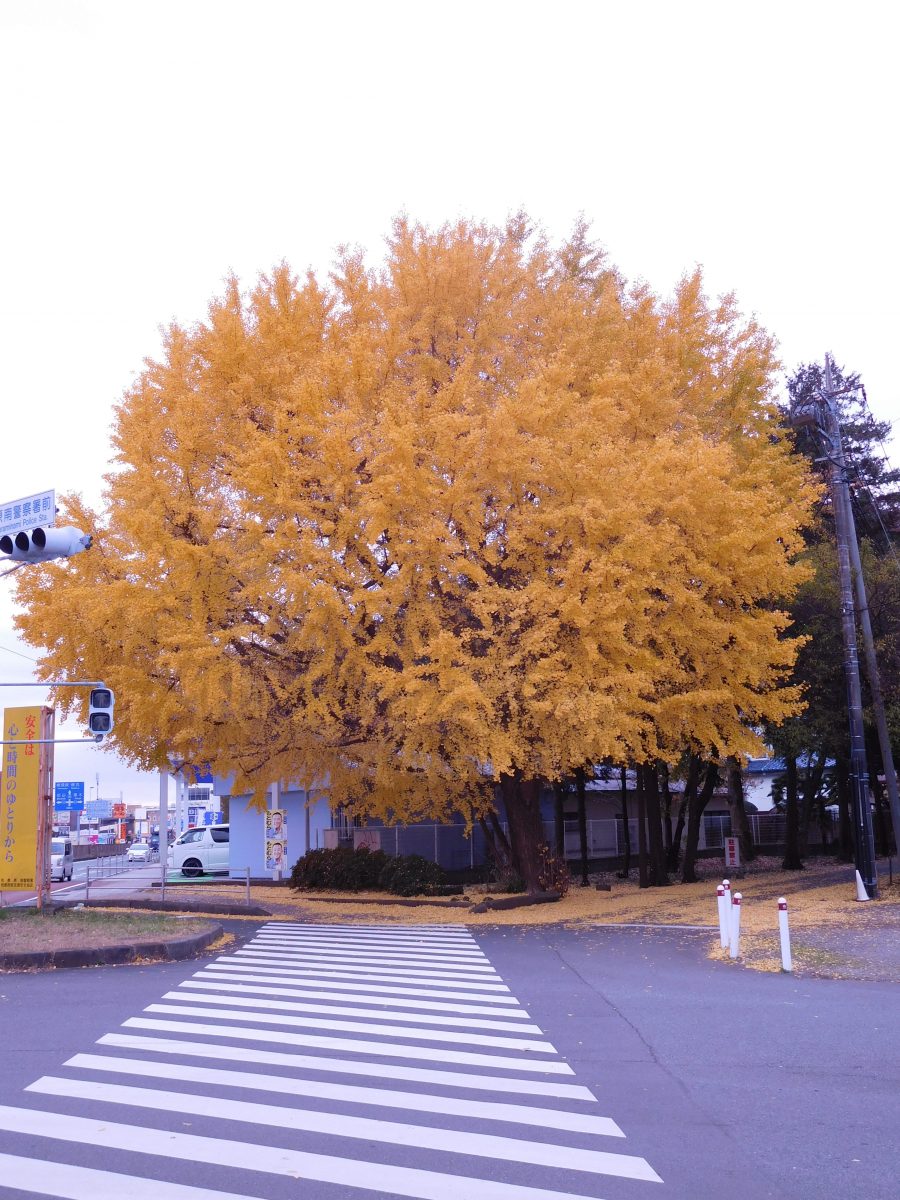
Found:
<box><xmin>320</xmin><ymin>810</ymin><xmax>839</xmax><ymax>871</ymax></box>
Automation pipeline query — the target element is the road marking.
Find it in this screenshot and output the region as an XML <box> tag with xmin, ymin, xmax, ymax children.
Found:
<box><xmin>233</xmin><ymin>948</ymin><xmax>499</xmax><ymax>975</ymax></box>
<box><xmin>227</xmin><ymin>953</ymin><xmax>507</xmax><ymax>985</ymax></box>
<box><xmin>0</xmin><ymin>1151</ymin><xmax>267</xmax><ymax>1200</ymax></box>
<box><xmin>252</xmin><ymin>935</ymin><xmax>488</xmax><ymax>958</ymax></box>
<box><xmin>148</xmin><ymin>998</ymin><xmax>557</xmax><ymax>1051</ymax></box>
<box><xmin>123</xmin><ymin>1016</ymin><xmax>575</xmax><ymax>1073</ymax></box>
<box><xmin>272</xmin><ymin>922</ymin><xmax>474</xmax><ymax>935</ymax></box>
<box><xmin>98</xmin><ymin>1033</ymin><xmax>594</xmax><ymax>1098</ymax></box>
<box><xmin>255</xmin><ymin>935</ymin><xmax>481</xmax><ymax>951</ymax></box>
<box><xmin>0</xmin><ymin>1107</ymin><xmax>660</xmax><ymax>1200</ymax></box>
<box><xmin>253</xmin><ymin>927</ymin><xmax>483</xmax><ymax>943</ymax></box>
<box><xmin>238</xmin><ymin>946</ymin><xmax>497</xmax><ymax>969</ymax></box>
<box><xmin>200</xmin><ymin>965</ymin><xmax>519</xmax><ymax>1002</ymax></box>
<box><xmin>189</xmin><ymin>973</ymin><xmax>532</xmax><ymax>1016</ymax></box>
<box><xmin>169</xmin><ymin>984</ymin><xmax>539</xmax><ymax>1031</ymax></box>
<box><xmin>67</xmin><ymin>1052</ymin><xmax>621</xmax><ymax>1135</ymax></box>
<box><xmin>27</xmin><ymin>1077</ymin><xmax>660</xmax><ymax>1182</ymax></box>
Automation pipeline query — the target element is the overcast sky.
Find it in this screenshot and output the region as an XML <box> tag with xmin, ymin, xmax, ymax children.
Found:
<box><xmin>1</xmin><ymin>0</ymin><xmax>897</xmax><ymax>805</ymax></box>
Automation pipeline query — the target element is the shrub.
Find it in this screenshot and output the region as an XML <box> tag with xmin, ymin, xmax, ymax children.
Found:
<box><xmin>537</xmin><ymin>843</ymin><xmax>571</xmax><ymax>897</ymax></box>
<box><xmin>289</xmin><ymin>846</ymin><xmax>389</xmax><ymax>892</ymax></box>
<box><xmin>289</xmin><ymin>845</ymin><xmax>444</xmax><ymax>895</ymax></box>
<box><xmin>489</xmin><ymin>864</ymin><xmax>527</xmax><ymax>894</ymax></box>
<box><xmin>379</xmin><ymin>853</ymin><xmax>444</xmax><ymax>897</ymax></box>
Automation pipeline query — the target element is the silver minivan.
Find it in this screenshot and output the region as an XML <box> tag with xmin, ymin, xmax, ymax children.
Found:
<box><xmin>50</xmin><ymin>838</ymin><xmax>74</xmax><ymax>881</ymax></box>
<box><xmin>168</xmin><ymin>824</ymin><xmax>229</xmax><ymax>877</ymax></box>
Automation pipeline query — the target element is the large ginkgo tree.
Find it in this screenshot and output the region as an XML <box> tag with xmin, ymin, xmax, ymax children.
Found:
<box><xmin>15</xmin><ymin>216</ymin><xmax>817</xmax><ymax>889</ymax></box>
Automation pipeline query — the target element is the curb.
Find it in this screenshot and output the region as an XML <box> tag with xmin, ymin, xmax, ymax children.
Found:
<box><xmin>68</xmin><ymin>898</ymin><xmax>272</xmax><ymax>917</ymax></box>
<box><xmin>470</xmin><ymin>892</ymin><xmax>561</xmax><ymax>913</ymax></box>
<box><xmin>299</xmin><ymin>895</ymin><xmax>470</xmax><ymax>909</ymax></box>
<box><xmin>0</xmin><ymin>922</ymin><xmax>224</xmax><ymax>973</ymax></box>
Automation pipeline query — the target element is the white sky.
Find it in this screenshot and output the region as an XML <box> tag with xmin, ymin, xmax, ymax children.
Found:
<box><xmin>1</xmin><ymin>0</ymin><xmax>897</xmax><ymax>805</ymax></box>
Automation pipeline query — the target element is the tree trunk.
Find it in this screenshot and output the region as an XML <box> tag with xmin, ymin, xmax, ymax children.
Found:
<box><xmin>798</xmin><ymin>754</ymin><xmax>824</xmax><ymax>857</ymax></box>
<box><xmin>872</xmin><ymin>773</ymin><xmax>891</xmax><ymax>857</ymax></box>
<box><xmin>500</xmin><ymin>774</ymin><xmax>547</xmax><ymax>893</ymax></box>
<box><xmin>782</xmin><ymin>755</ymin><xmax>804</xmax><ymax>870</ymax></box>
<box><xmin>478</xmin><ymin>810</ymin><xmax>513</xmax><ymax>873</ymax></box>
<box><xmin>574</xmin><ymin>767</ymin><xmax>590</xmax><ymax>886</ymax></box>
<box><xmin>726</xmin><ymin>756</ymin><xmax>756</xmax><ymax>863</ymax></box>
<box><xmin>642</xmin><ymin>763</ymin><xmax>669</xmax><ymax>886</ymax></box>
<box><xmin>681</xmin><ymin>761</ymin><xmax>719</xmax><ymax>883</ymax></box>
<box><xmin>836</xmin><ymin>756</ymin><xmax>854</xmax><ymax>862</ymax></box>
<box><xmin>668</xmin><ymin>754</ymin><xmax>700</xmax><ymax>872</ymax></box>
<box><xmin>619</xmin><ymin>765</ymin><xmax>632</xmax><ymax>878</ymax></box>
<box><xmin>553</xmin><ymin>782</ymin><xmax>565</xmax><ymax>860</ymax></box>
<box><xmin>660</xmin><ymin>762</ymin><xmax>673</xmax><ymax>859</ymax></box>
<box><xmin>635</xmin><ymin>764</ymin><xmax>649</xmax><ymax>889</ymax></box>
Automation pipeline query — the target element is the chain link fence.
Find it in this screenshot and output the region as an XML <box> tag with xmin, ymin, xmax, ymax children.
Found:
<box><xmin>320</xmin><ymin>810</ymin><xmax>838</xmax><ymax>870</ymax></box>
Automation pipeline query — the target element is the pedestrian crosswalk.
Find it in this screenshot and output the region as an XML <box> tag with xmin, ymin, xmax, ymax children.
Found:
<box><xmin>0</xmin><ymin>921</ymin><xmax>664</xmax><ymax>1199</ymax></box>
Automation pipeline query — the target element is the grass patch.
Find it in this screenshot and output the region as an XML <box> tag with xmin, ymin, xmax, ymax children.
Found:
<box><xmin>0</xmin><ymin>908</ymin><xmax>214</xmax><ymax>954</ymax></box>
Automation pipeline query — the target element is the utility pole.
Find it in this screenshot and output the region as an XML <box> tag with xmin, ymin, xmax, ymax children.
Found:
<box><xmin>822</xmin><ymin>356</ymin><xmax>878</xmax><ymax>896</ymax></box>
<box><xmin>842</xmin><ymin>459</ymin><xmax>900</xmax><ymax>859</ymax></box>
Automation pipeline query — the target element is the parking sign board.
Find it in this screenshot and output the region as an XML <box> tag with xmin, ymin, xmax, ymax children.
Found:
<box><xmin>54</xmin><ymin>781</ymin><xmax>85</xmax><ymax>811</ymax></box>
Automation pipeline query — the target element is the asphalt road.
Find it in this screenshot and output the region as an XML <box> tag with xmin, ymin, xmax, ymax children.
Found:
<box><xmin>0</xmin><ymin>921</ymin><xmax>896</xmax><ymax>1200</ymax></box>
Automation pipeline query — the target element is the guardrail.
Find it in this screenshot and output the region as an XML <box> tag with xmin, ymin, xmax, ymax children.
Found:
<box><xmin>160</xmin><ymin>867</ymin><xmax>252</xmax><ymax>906</ymax></box>
<box><xmin>84</xmin><ymin>863</ymin><xmax>252</xmax><ymax>906</ymax></box>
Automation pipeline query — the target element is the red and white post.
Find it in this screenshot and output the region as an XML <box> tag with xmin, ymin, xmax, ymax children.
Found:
<box><xmin>778</xmin><ymin>897</ymin><xmax>792</xmax><ymax>972</ymax></box>
<box><xmin>717</xmin><ymin>884</ymin><xmax>728</xmax><ymax>948</ymax></box>
<box><xmin>729</xmin><ymin>892</ymin><xmax>742</xmax><ymax>959</ymax></box>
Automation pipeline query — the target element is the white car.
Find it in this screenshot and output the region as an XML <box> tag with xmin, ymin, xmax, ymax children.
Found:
<box><xmin>50</xmin><ymin>838</ymin><xmax>74</xmax><ymax>881</ymax></box>
<box><xmin>126</xmin><ymin>842</ymin><xmax>152</xmax><ymax>863</ymax></box>
<box><xmin>168</xmin><ymin>824</ymin><xmax>229</xmax><ymax>877</ymax></box>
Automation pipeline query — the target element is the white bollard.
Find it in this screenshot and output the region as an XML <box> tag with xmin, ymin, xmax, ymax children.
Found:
<box><xmin>778</xmin><ymin>897</ymin><xmax>792</xmax><ymax>972</ymax></box>
<box><xmin>729</xmin><ymin>892</ymin><xmax>742</xmax><ymax>959</ymax></box>
<box><xmin>722</xmin><ymin>880</ymin><xmax>731</xmax><ymax>946</ymax></box>
<box><xmin>717</xmin><ymin>884</ymin><xmax>728</xmax><ymax>948</ymax></box>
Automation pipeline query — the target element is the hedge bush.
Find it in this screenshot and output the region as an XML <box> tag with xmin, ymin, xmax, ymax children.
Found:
<box><xmin>290</xmin><ymin>846</ymin><xmax>445</xmax><ymax>896</ymax></box>
<box><xmin>289</xmin><ymin>846</ymin><xmax>388</xmax><ymax>893</ymax></box>
<box><xmin>378</xmin><ymin>853</ymin><xmax>444</xmax><ymax>897</ymax></box>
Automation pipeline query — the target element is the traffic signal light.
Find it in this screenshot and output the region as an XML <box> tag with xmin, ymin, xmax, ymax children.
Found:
<box><xmin>0</xmin><ymin>525</ymin><xmax>92</xmax><ymax>562</ymax></box>
<box><xmin>88</xmin><ymin>688</ymin><xmax>114</xmax><ymax>737</ymax></box>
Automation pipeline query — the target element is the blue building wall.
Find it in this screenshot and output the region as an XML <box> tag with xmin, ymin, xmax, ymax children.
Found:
<box><xmin>215</xmin><ymin>779</ymin><xmax>332</xmax><ymax>878</ymax></box>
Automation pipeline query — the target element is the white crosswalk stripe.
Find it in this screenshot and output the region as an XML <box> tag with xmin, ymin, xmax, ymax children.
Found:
<box><xmin>0</xmin><ymin>921</ymin><xmax>664</xmax><ymax>1198</ymax></box>
<box><xmin>185</xmin><ymin>972</ymin><xmax>535</xmax><ymax>1016</ymax></box>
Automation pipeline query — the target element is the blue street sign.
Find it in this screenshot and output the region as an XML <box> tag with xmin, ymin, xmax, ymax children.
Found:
<box><xmin>203</xmin><ymin>811</ymin><xmax>214</xmax><ymax>825</ymax></box>
<box><xmin>54</xmin><ymin>781</ymin><xmax>85</xmax><ymax>811</ymax></box>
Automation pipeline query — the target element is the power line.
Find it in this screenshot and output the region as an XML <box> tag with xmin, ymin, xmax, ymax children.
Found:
<box><xmin>0</xmin><ymin>642</ymin><xmax>38</xmax><ymax>663</ymax></box>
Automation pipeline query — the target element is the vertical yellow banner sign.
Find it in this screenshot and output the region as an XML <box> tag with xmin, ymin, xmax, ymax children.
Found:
<box><xmin>1</xmin><ymin>706</ymin><xmax>42</xmax><ymax>890</ymax></box>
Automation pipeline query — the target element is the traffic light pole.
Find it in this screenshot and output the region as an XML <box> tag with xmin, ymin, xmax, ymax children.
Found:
<box><xmin>824</xmin><ymin>358</ymin><xmax>879</xmax><ymax>897</ymax></box>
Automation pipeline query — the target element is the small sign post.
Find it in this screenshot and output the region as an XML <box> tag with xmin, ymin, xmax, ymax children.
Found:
<box><xmin>724</xmin><ymin>836</ymin><xmax>740</xmax><ymax>870</ymax></box>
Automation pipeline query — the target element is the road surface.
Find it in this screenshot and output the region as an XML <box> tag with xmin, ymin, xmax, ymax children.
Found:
<box><xmin>0</xmin><ymin>921</ymin><xmax>896</xmax><ymax>1199</ymax></box>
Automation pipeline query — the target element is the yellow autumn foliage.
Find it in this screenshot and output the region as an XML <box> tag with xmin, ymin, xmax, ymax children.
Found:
<box><xmin>14</xmin><ymin>216</ymin><xmax>817</xmax><ymax>824</ymax></box>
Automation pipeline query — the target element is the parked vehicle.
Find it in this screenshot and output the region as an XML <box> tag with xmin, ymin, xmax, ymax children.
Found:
<box><xmin>50</xmin><ymin>838</ymin><xmax>74</xmax><ymax>882</ymax></box>
<box><xmin>126</xmin><ymin>842</ymin><xmax>152</xmax><ymax>863</ymax></box>
<box><xmin>168</xmin><ymin>824</ymin><xmax>229</xmax><ymax>877</ymax></box>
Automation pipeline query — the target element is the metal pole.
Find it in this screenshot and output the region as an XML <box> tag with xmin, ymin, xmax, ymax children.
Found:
<box><xmin>270</xmin><ymin>781</ymin><xmax>281</xmax><ymax>881</ymax></box>
<box><xmin>824</xmin><ymin>356</ymin><xmax>878</xmax><ymax>896</ymax></box>
<box><xmin>842</xmin><ymin>464</ymin><xmax>900</xmax><ymax>854</ymax></box>
<box><xmin>159</xmin><ymin>769</ymin><xmax>168</xmax><ymax>902</ymax></box>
